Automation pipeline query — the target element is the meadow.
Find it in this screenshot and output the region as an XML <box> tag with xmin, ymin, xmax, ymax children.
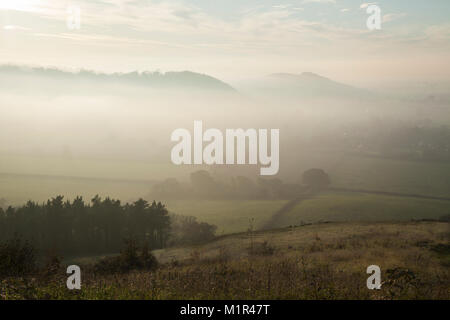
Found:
<box><xmin>272</xmin><ymin>192</ymin><xmax>450</xmax><ymax>228</ymax></box>
<box><xmin>2</xmin><ymin>151</ymin><xmax>450</xmax><ymax>206</ymax></box>
<box><xmin>283</xmin><ymin>152</ymin><xmax>450</xmax><ymax>197</ymax></box>
<box><xmin>328</xmin><ymin>155</ymin><xmax>450</xmax><ymax>197</ymax></box>
<box><xmin>1</xmin><ymin>172</ymin><xmax>448</xmax><ymax>235</ymax></box>
<box><xmin>2</xmin><ymin>221</ymin><xmax>448</xmax><ymax>300</ymax></box>
<box><xmin>0</xmin><ymin>153</ymin><xmax>191</xmax><ymax>205</ymax></box>
<box><xmin>165</xmin><ymin>200</ymin><xmax>289</xmax><ymax>234</ymax></box>
<box><xmin>1</xmin><ymin>147</ymin><xmax>449</xmax><ymax>301</ymax></box>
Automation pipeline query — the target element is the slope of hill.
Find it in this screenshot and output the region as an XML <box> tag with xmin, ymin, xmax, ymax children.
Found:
<box><xmin>54</xmin><ymin>220</ymin><xmax>449</xmax><ymax>300</ymax></box>
<box><xmin>266</xmin><ymin>72</ymin><xmax>372</xmax><ymax>98</ymax></box>
<box><xmin>241</xmin><ymin>71</ymin><xmax>374</xmax><ymax>101</ymax></box>
<box><xmin>0</xmin><ymin>65</ymin><xmax>236</xmax><ymax>93</ymax></box>
<box><xmin>153</xmin><ymin>220</ymin><xmax>449</xmax><ymax>264</ymax></box>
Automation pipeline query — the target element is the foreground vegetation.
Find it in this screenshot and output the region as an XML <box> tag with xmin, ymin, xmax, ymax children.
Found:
<box><xmin>1</xmin><ymin>221</ymin><xmax>448</xmax><ymax>300</ymax></box>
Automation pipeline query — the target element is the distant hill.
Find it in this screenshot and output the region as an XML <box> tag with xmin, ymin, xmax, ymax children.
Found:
<box><xmin>252</xmin><ymin>72</ymin><xmax>373</xmax><ymax>100</ymax></box>
<box><xmin>0</xmin><ymin>65</ymin><xmax>236</xmax><ymax>93</ymax></box>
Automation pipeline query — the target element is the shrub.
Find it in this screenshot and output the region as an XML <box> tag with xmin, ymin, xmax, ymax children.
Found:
<box><xmin>169</xmin><ymin>215</ymin><xmax>217</xmax><ymax>245</ymax></box>
<box><xmin>94</xmin><ymin>239</ymin><xmax>158</xmax><ymax>274</ymax></box>
<box><xmin>0</xmin><ymin>236</ymin><xmax>36</xmax><ymax>277</ymax></box>
<box><xmin>249</xmin><ymin>241</ymin><xmax>275</xmax><ymax>256</ymax></box>
<box><xmin>140</xmin><ymin>241</ymin><xmax>158</xmax><ymax>269</ymax></box>
<box><xmin>302</xmin><ymin>168</ymin><xmax>330</xmax><ymax>191</ymax></box>
<box><xmin>41</xmin><ymin>250</ymin><xmax>62</xmax><ymax>278</ymax></box>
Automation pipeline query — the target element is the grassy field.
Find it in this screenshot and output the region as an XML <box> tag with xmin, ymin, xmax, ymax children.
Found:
<box><xmin>0</xmin><ymin>173</ymin><xmax>155</xmax><ymax>206</ymax></box>
<box><xmin>2</xmin><ymin>151</ymin><xmax>450</xmax><ymax>206</ymax></box>
<box><xmin>165</xmin><ymin>200</ymin><xmax>289</xmax><ymax>234</ymax></box>
<box><xmin>2</xmin><ymin>175</ymin><xmax>448</xmax><ymax>236</ymax></box>
<box><xmin>272</xmin><ymin>192</ymin><xmax>450</xmax><ymax>228</ymax></box>
<box><xmin>0</xmin><ymin>153</ymin><xmax>194</xmax><ymax>205</ymax></box>
<box><xmin>164</xmin><ymin>191</ymin><xmax>450</xmax><ymax>234</ymax></box>
<box><xmin>2</xmin><ymin>221</ymin><xmax>449</xmax><ymax>299</ymax></box>
<box><xmin>283</xmin><ymin>152</ymin><xmax>450</xmax><ymax>197</ymax></box>
<box><xmin>327</xmin><ymin>154</ymin><xmax>450</xmax><ymax>197</ymax></box>
<box><xmin>0</xmin><ymin>154</ymin><xmax>194</xmax><ymax>181</ymax></box>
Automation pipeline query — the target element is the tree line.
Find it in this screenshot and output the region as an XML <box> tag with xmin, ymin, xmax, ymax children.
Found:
<box><xmin>0</xmin><ymin>195</ymin><xmax>171</xmax><ymax>256</ymax></box>
<box><xmin>152</xmin><ymin>169</ymin><xmax>329</xmax><ymax>200</ymax></box>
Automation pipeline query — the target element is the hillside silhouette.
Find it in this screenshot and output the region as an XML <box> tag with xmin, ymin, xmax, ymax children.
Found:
<box><xmin>0</xmin><ymin>65</ymin><xmax>236</xmax><ymax>93</ymax></box>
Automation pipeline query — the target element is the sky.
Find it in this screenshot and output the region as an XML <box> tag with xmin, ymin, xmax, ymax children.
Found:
<box><xmin>0</xmin><ymin>0</ymin><xmax>449</xmax><ymax>86</ymax></box>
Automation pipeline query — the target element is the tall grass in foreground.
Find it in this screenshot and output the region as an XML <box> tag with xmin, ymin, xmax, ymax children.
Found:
<box><xmin>1</xmin><ymin>221</ymin><xmax>449</xmax><ymax>300</ymax></box>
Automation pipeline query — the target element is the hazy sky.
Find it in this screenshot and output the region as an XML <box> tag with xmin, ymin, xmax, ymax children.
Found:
<box><xmin>0</xmin><ymin>0</ymin><xmax>449</xmax><ymax>85</ymax></box>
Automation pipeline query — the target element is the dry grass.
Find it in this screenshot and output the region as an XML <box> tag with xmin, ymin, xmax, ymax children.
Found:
<box><xmin>1</xmin><ymin>221</ymin><xmax>449</xmax><ymax>300</ymax></box>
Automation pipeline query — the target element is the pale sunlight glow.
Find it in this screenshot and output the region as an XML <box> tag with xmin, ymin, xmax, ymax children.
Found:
<box><xmin>0</xmin><ymin>0</ymin><xmax>40</xmax><ymax>12</ymax></box>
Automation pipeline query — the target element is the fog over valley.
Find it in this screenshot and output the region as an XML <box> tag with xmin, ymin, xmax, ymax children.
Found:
<box><xmin>0</xmin><ymin>65</ymin><xmax>449</xmax><ymax>205</ymax></box>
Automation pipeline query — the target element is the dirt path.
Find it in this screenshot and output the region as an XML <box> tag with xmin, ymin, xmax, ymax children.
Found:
<box><xmin>260</xmin><ymin>191</ymin><xmax>313</xmax><ymax>230</ymax></box>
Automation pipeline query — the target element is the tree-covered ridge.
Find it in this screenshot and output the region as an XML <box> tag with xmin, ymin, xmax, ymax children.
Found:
<box><xmin>0</xmin><ymin>65</ymin><xmax>236</xmax><ymax>92</ymax></box>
